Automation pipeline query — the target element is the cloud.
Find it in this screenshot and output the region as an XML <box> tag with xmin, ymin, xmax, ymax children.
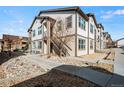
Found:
<box><xmin>101</xmin><ymin>15</ymin><xmax>113</xmax><ymax>19</ymax></box>
<box><xmin>101</xmin><ymin>9</ymin><xmax>124</xmax><ymax>19</ymax></box>
<box><xmin>10</xmin><ymin>19</ymin><xmax>24</xmax><ymax>24</ymax></box>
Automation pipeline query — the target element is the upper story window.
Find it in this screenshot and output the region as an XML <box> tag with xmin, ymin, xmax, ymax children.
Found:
<box><xmin>79</xmin><ymin>16</ymin><xmax>86</xmax><ymax>30</ymax></box>
<box><xmin>90</xmin><ymin>40</ymin><xmax>93</xmax><ymax>49</ymax></box>
<box><xmin>90</xmin><ymin>24</ymin><xmax>93</xmax><ymax>34</ymax></box>
<box><xmin>33</xmin><ymin>30</ymin><xmax>36</xmax><ymax>37</ymax></box>
<box><xmin>38</xmin><ymin>26</ymin><xmax>42</xmax><ymax>35</ymax></box>
<box><xmin>97</xmin><ymin>36</ymin><xmax>100</xmax><ymax>42</ymax></box>
<box><xmin>78</xmin><ymin>38</ymin><xmax>86</xmax><ymax>50</ymax></box>
<box><xmin>101</xmin><ymin>32</ymin><xmax>103</xmax><ymax>37</ymax></box>
<box><xmin>57</xmin><ymin>20</ymin><xmax>62</xmax><ymax>31</ymax></box>
<box><xmin>66</xmin><ymin>15</ymin><xmax>72</xmax><ymax>29</ymax></box>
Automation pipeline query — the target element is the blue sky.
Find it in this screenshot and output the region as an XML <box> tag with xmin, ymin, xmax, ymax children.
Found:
<box><xmin>0</xmin><ymin>6</ymin><xmax>124</xmax><ymax>40</ymax></box>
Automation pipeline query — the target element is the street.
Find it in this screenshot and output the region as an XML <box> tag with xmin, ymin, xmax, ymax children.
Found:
<box><xmin>114</xmin><ymin>48</ymin><xmax>124</xmax><ymax>76</ymax></box>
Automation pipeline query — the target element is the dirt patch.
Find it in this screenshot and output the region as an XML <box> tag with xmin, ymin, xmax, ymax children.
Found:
<box><xmin>13</xmin><ymin>69</ymin><xmax>98</xmax><ymax>87</ymax></box>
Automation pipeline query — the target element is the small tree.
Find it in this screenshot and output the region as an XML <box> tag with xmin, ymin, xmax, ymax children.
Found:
<box><xmin>52</xmin><ymin>17</ymin><xmax>72</xmax><ymax>57</ymax></box>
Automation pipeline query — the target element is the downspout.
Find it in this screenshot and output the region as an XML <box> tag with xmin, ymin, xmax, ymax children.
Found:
<box><xmin>94</xmin><ymin>29</ymin><xmax>96</xmax><ymax>52</ymax></box>
<box><xmin>28</xmin><ymin>29</ymin><xmax>32</xmax><ymax>54</ymax></box>
<box><xmin>75</xmin><ymin>10</ymin><xmax>77</xmax><ymax>57</ymax></box>
<box><xmin>47</xmin><ymin>19</ymin><xmax>51</xmax><ymax>55</ymax></box>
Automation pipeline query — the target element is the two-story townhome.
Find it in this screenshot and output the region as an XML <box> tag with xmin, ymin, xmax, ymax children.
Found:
<box><xmin>0</xmin><ymin>39</ymin><xmax>3</xmax><ymax>52</ymax></box>
<box><xmin>87</xmin><ymin>13</ymin><xmax>98</xmax><ymax>54</ymax></box>
<box><xmin>28</xmin><ymin>7</ymin><xmax>104</xmax><ymax>57</ymax></box>
<box><xmin>103</xmin><ymin>32</ymin><xmax>113</xmax><ymax>48</ymax></box>
<box><xmin>95</xmin><ymin>24</ymin><xmax>104</xmax><ymax>51</ymax></box>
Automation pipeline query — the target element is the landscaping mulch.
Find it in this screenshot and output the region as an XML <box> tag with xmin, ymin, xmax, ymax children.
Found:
<box><xmin>13</xmin><ymin>69</ymin><xmax>98</xmax><ymax>87</ymax></box>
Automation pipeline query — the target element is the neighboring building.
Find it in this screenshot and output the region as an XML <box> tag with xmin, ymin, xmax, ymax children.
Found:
<box><xmin>28</xmin><ymin>6</ymin><xmax>105</xmax><ymax>56</ymax></box>
<box><xmin>0</xmin><ymin>39</ymin><xmax>3</xmax><ymax>52</ymax></box>
<box><xmin>103</xmin><ymin>32</ymin><xmax>113</xmax><ymax>48</ymax></box>
<box><xmin>96</xmin><ymin>24</ymin><xmax>104</xmax><ymax>50</ymax></box>
<box><xmin>2</xmin><ymin>34</ymin><xmax>28</xmax><ymax>51</ymax></box>
<box><xmin>117</xmin><ymin>38</ymin><xmax>124</xmax><ymax>48</ymax></box>
<box><xmin>87</xmin><ymin>13</ymin><xmax>98</xmax><ymax>54</ymax></box>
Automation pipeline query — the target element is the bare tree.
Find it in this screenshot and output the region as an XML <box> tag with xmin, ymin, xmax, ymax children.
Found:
<box><xmin>51</xmin><ymin>17</ymin><xmax>72</xmax><ymax>57</ymax></box>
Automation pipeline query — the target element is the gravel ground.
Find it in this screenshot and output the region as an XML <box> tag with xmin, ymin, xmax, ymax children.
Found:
<box><xmin>0</xmin><ymin>49</ymin><xmax>114</xmax><ymax>87</ymax></box>
<box><xmin>0</xmin><ymin>55</ymin><xmax>98</xmax><ymax>87</ymax></box>
<box><xmin>0</xmin><ymin>56</ymin><xmax>46</xmax><ymax>87</ymax></box>
<box><xmin>0</xmin><ymin>66</ymin><xmax>6</xmax><ymax>79</ymax></box>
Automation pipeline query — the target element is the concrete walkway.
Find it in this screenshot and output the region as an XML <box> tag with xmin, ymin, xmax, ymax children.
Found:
<box><xmin>25</xmin><ymin>55</ymin><xmax>124</xmax><ymax>87</ymax></box>
<box><xmin>114</xmin><ymin>48</ymin><xmax>124</xmax><ymax>76</ymax></box>
<box><xmin>26</xmin><ymin>55</ymin><xmax>62</xmax><ymax>71</ymax></box>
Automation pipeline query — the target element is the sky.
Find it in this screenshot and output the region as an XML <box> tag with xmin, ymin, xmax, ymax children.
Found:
<box><xmin>0</xmin><ymin>6</ymin><xmax>124</xmax><ymax>41</ymax></box>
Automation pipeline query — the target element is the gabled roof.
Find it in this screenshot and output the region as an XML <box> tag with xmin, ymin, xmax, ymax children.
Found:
<box><xmin>28</xmin><ymin>6</ymin><xmax>89</xmax><ymax>32</ymax></box>
<box><xmin>28</xmin><ymin>16</ymin><xmax>56</xmax><ymax>32</ymax></box>
<box><xmin>38</xmin><ymin>6</ymin><xmax>89</xmax><ymax>21</ymax></box>
<box><xmin>86</xmin><ymin>13</ymin><xmax>97</xmax><ymax>27</ymax></box>
<box><xmin>97</xmin><ymin>23</ymin><xmax>104</xmax><ymax>30</ymax></box>
<box><xmin>3</xmin><ymin>34</ymin><xmax>28</xmax><ymax>41</ymax></box>
<box><xmin>117</xmin><ymin>38</ymin><xmax>124</xmax><ymax>41</ymax></box>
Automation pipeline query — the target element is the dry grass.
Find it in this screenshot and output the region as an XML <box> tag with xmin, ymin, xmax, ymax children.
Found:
<box><xmin>87</xmin><ymin>63</ymin><xmax>113</xmax><ymax>74</ymax></box>
<box><xmin>80</xmin><ymin>53</ymin><xmax>105</xmax><ymax>59</ymax></box>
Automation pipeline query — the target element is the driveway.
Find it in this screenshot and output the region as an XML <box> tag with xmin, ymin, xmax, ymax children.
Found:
<box><xmin>114</xmin><ymin>48</ymin><xmax>124</xmax><ymax>76</ymax></box>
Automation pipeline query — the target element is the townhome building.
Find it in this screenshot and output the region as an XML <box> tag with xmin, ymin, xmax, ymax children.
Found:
<box><xmin>103</xmin><ymin>32</ymin><xmax>113</xmax><ymax>48</ymax></box>
<box><xmin>117</xmin><ymin>38</ymin><xmax>124</xmax><ymax>48</ymax></box>
<box><xmin>2</xmin><ymin>34</ymin><xmax>28</xmax><ymax>51</ymax></box>
<box><xmin>95</xmin><ymin>24</ymin><xmax>104</xmax><ymax>51</ymax></box>
<box><xmin>87</xmin><ymin>13</ymin><xmax>98</xmax><ymax>54</ymax></box>
<box><xmin>28</xmin><ymin>7</ymin><xmax>105</xmax><ymax>57</ymax></box>
<box><xmin>0</xmin><ymin>39</ymin><xmax>3</xmax><ymax>52</ymax></box>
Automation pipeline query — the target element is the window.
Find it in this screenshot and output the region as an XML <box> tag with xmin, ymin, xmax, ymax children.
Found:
<box><xmin>97</xmin><ymin>36</ymin><xmax>100</xmax><ymax>42</ymax></box>
<box><xmin>38</xmin><ymin>26</ymin><xmax>42</xmax><ymax>35</ymax></box>
<box><xmin>33</xmin><ymin>30</ymin><xmax>36</xmax><ymax>37</ymax></box>
<box><xmin>78</xmin><ymin>38</ymin><xmax>85</xmax><ymax>50</ymax></box>
<box><xmin>38</xmin><ymin>41</ymin><xmax>42</xmax><ymax>49</ymax></box>
<box><xmin>79</xmin><ymin>16</ymin><xmax>86</xmax><ymax>30</ymax></box>
<box><xmin>90</xmin><ymin>24</ymin><xmax>93</xmax><ymax>33</ymax></box>
<box><xmin>90</xmin><ymin>40</ymin><xmax>93</xmax><ymax>49</ymax></box>
<box><xmin>57</xmin><ymin>20</ymin><xmax>62</xmax><ymax>31</ymax></box>
<box><xmin>66</xmin><ymin>15</ymin><xmax>72</xmax><ymax>28</ymax></box>
<box><xmin>33</xmin><ymin>41</ymin><xmax>36</xmax><ymax>49</ymax></box>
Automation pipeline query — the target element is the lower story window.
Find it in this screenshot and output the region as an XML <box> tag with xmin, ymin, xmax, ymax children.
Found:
<box><xmin>78</xmin><ymin>38</ymin><xmax>85</xmax><ymax>50</ymax></box>
<box><xmin>38</xmin><ymin>41</ymin><xmax>42</xmax><ymax>49</ymax></box>
<box><xmin>90</xmin><ymin>40</ymin><xmax>93</xmax><ymax>49</ymax></box>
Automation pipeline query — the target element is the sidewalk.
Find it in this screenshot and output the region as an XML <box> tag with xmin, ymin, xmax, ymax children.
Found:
<box><xmin>25</xmin><ymin>55</ymin><xmax>124</xmax><ymax>86</ymax></box>
<box><xmin>114</xmin><ymin>48</ymin><xmax>124</xmax><ymax>76</ymax></box>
